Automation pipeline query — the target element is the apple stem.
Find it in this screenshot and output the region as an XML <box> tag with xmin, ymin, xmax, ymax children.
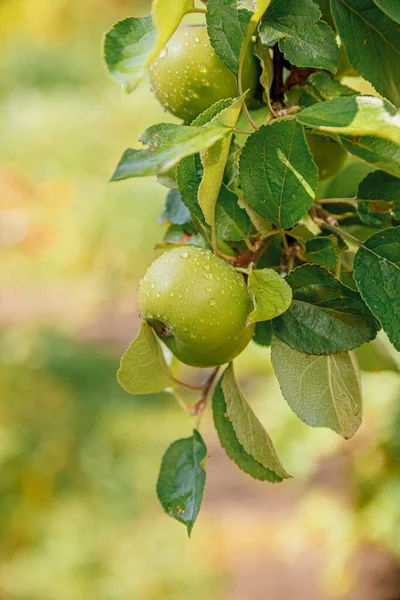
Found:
<box><xmin>192</xmin><ymin>366</ymin><xmax>221</xmax><ymax>426</ymax></box>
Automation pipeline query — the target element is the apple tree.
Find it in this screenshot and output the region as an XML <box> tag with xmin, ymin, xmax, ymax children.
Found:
<box><xmin>103</xmin><ymin>0</ymin><xmax>400</xmax><ymax>534</ymax></box>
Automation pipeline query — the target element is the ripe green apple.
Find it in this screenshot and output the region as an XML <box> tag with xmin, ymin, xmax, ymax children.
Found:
<box><xmin>138</xmin><ymin>246</ymin><xmax>255</xmax><ymax>367</ymax></box>
<box><xmin>149</xmin><ymin>24</ymin><xmax>259</xmax><ymax>122</ymax></box>
<box><xmin>306</xmin><ymin>133</ymin><xmax>348</xmax><ymax>181</ymax></box>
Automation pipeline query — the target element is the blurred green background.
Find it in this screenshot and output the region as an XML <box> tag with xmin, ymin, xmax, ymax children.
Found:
<box><xmin>1</xmin><ymin>1</ymin><xmax>400</xmax><ymax>598</ymax></box>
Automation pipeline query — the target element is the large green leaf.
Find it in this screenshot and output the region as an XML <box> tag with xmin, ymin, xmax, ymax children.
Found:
<box><xmin>273</xmin><ymin>264</ymin><xmax>379</xmax><ymax>354</ymax></box>
<box><xmin>259</xmin><ymin>0</ymin><xmax>339</xmax><ymax>72</ymax></box>
<box><xmin>331</xmin><ymin>0</ymin><xmax>400</xmax><ymax>107</ymax></box>
<box><xmin>110</xmin><ymin>122</ymin><xmax>232</xmax><ymax>181</ymax></box>
<box><xmin>247</xmin><ymin>268</ymin><xmax>292</xmax><ymax>324</ymax></box>
<box><xmin>239</xmin><ymin>119</ymin><xmax>318</xmax><ymax>228</ymax></box>
<box><xmin>206</xmin><ymin>0</ymin><xmax>252</xmax><ymax>74</ymax></box>
<box><xmin>221</xmin><ymin>365</ymin><xmax>290</xmax><ymax>479</ymax></box>
<box><xmin>198</xmin><ymin>95</ymin><xmax>244</xmax><ymax>225</ymax></box>
<box><xmin>117</xmin><ymin>321</ymin><xmax>173</xmax><ymax>394</ymax></box>
<box><xmin>212</xmin><ymin>381</ymin><xmax>283</xmax><ymax>482</ymax></box>
<box><xmin>148</xmin><ymin>0</ymin><xmax>194</xmax><ymax>63</ymax></box>
<box><xmin>215</xmin><ymin>185</ymin><xmax>252</xmax><ymax>241</ymax></box>
<box><xmin>354</xmin><ymin>227</ymin><xmax>400</xmax><ymax>351</ymax></box>
<box><xmin>341</xmin><ymin>135</ymin><xmax>400</xmax><ymax>178</ymax></box>
<box><xmin>357</xmin><ymin>170</ymin><xmax>400</xmax><ymax>228</ymax></box>
<box><xmin>298</xmin><ymin>96</ymin><xmax>400</xmax><ymax>145</ymax></box>
<box><xmin>253</xmin><ymin>321</ymin><xmax>273</xmax><ymax>347</ymax></box>
<box><xmin>372</xmin><ymin>0</ymin><xmax>400</xmax><ymax>22</ymax></box>
<box><xmin>271</xmin><ymin>337</ymin><xmax>362</xmax><ymax>439</ymax></box>
<box><xmin>104</xmin><ymin>16</ymin><xmax>156</xmax><ymax>92</ymax></box>
<box><xmin>156</xmin><ymin>430</ymin><xmax>207</xmax><ymax>536</ymax></box>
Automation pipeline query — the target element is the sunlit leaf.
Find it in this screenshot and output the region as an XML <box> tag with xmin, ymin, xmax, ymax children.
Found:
<box><xmin>247</xmin><ymin>268</ymin><xmax>292</xmax><ymax>324</ymax></box>
<box><xmin>148</xmin><ymin>0</ymin><xmax>194</xmax><ymax>64</ymax></box>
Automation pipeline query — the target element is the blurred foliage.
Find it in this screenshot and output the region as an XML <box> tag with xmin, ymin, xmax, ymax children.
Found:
<box><xmin>1</xmin><ymin>0</ymin><xmax>400</xmax><ymax>598</ymax></box>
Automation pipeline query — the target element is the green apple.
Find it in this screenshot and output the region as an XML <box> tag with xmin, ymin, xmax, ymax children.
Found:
<box><xmin>138</xmin><ymin>246</ymin><xmax>255</xmax><ymax>367</ymax></box>
<box><xmin>306</xmin><ymin>133</ymin><xmax>348</xmax><ymax>181</ymax></box>
<box><xmin>149</xmin><ymin>24</ymin><xmax>259</xmax><ymax>122</ymax></box>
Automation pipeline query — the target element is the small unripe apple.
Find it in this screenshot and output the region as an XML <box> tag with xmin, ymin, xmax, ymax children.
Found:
<box><xmin>138</xmin><ymin>246</ymin><xmax>255</xmax><ymax>367</ymax></box>
<box><xmin>149</xmin><ymin>25</ymin><xmax>259</xmax><ymax>122</ymax></box>
<box><xmin>306</xmin><ymin>133</ymin><xmax>348</xmax><ymax>181</ymax></box>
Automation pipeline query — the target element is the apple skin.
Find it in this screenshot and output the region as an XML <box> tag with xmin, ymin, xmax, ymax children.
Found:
<box><xmin>306</xmin><ymin>133</ymin><xmax>348</xmax><ymax>181</ymax></box>
<box><xmin>149</xmin><ymin>25</ymin><xmax>259</xmax><ymax>122</ymax></box>
<box><xmin>138</xmin><ymin>246</ymin><xmax>255</xmax><ymax>367</ymax></box>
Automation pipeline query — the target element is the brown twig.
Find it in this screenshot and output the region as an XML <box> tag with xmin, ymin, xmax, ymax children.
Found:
<box><xmin>271</xmin><ymin>44</ymin><xmax>285</xmax><ymax>105</ymax></box>
<box><xmin>191</xmin><ymin>367</ymin><xmax>221</xmax><ymax>426</ymax></box>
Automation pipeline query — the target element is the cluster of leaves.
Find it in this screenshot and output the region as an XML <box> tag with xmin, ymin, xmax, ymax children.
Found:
<box><xmin>104</xmin><ymin>0</ymin><xmax>400</xmax><ymax>534</ymax></box>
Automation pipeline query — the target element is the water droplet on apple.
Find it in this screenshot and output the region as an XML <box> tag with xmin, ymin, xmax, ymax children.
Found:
<box><xmin>209</xmin><ymin>299</ymin><xmax>216</xmax><ymax>306</ymax></box>
<box><xmin>180</xmin><ymin>251</ymin><xmax>189</xmax><ymax>258</ymax></box>
<box><xmin>204</xmin><ymin>273</ymin><xmax>213</xmax><ymax>280</ymax></box>
<box><xmin>205</xmin><ymin>286</ymin><xmax>212</xmax><ymax>292</ymax></box>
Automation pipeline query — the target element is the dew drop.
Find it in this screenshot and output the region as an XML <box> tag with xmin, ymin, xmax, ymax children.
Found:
<box><xmin>204</xmin><ymin>273</ymin><xmax>213</xmax><ymax>280</ymax></box>
<box><xmin>159</xmin><ymin>48</ymin><xmax>167</xmax><ymax>59</ymax></box>
<box><xmin>209</xmin><ymin>299</ymin><xmax>216</xmax><ymax>306</ymax></box>
<box><xmin>205</xmin><ymin>286</ymin><xmax>212</xmax><ymax>292</ymax></box>
<box><xmin>180</xmin><ymin>251</ymin><xmax>189</xmax><ymax>258</ymax></box>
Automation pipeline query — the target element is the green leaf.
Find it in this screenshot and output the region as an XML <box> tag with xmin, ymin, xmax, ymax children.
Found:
<box><xmin>162</xmin><ymin>223</ymin><xmax>207</xmax><ymax>249</ymax></box>
<box><xmin>341</xmin><ymin>135</ymin><xmax>400</xmax><ymax>178</ymax></box>
<box><xmin>212</xmin><ymin>381</ymin><xmax>283</xmax><ymax>482</ymax></box>
<box><xmin>331</xmin><ymin>0</ymin><xmax>400</xmax><ymax>107</ymax></box>
<box><xmin>298</xmin><ymin>96</ymin><xmax>400</xmax><ymax>145</ymax></box>
<box><xmin>372</xmin><ymin>0</ymin><xmax>400</xmax><ymax>22</ymax></box>
<box><xmin>314</xmin><ymin>0</ymin><xmax>336</xmax><ymax>28</ymax></box>
<box><xmin>198</xmin><ymin>95</ymin><xmax>244</xmax><ymax>225</ymax></box>
<box><xmin>259</xmin><ymin>0</ymin><xmax>339</xmax><ymax>73</ymax></box>
<box><xmin>356</xmin><ymin>335</ymin><xmax>399</xmax><ymax>373</ymax></box>
<box><xmin>110</xmin><ymin>122</ymin><xmax>232</xmax><ymax>181</ymax></box>
<box><xmin>215</xmin><ymin>185</ymin><xmax>252</xmax><ymax>241</ymax></box>
<box><xmin>117</xmin><ymin>321</ymin><xmax>173</xmax><ymax>394</ymax></box>
<box><xmin>273</xmin><ymin>264</ymin><xmax>380</xmax><ymax>354</ymax></box>
<box><xmin>156</xmin><ymin>430</ymin><xmax>207</xmax><ymax>536</ymax></box>
<box><xmin>239</xmin><ymin>119</ymin><xmax>318</xmax><ymax>228</ymax></box>
<box><xmin>253</xmin><ymin>321</ymin><xmax>273</xmax><ymax>346</ymax></box>
<box><xmin>104</xmin><ymin>16</ymin><xmax>156</xmax><ymax>92</ymax></box>
<box><xmin>305</xmin><ymin>236</ymin><xmax>339</xmax><ymax>270</ymax></box>
<box><xmin>221</xmin><ymin>364</ymin><xmax>291</xmax><ymax>479</ymax></box>
<box><xmin>206</xmin><ymin>0</ymin><xmax>252</xmax><ymax>74</ymax></box>
<box><xmin>148</xmin><ymin>0</ymin><xmax>194</xmax><ymax>64</ymax></box>
<box><xmin>271</xmin><ymin>337</ymin><xmax>362</xmax><ymax>439</ymax></box>
<box><xmin>354</xmin><ymin>227</ymin><xmax>400</xmax><ymax>351</ymax></box>
<box><xmin>159</xmin><ymin>189</ymin><xmax>191</xmax><ymax>225</ymax></box>
<box><xmin>357</xmin><ymin>170</ymin><xmax>400</xmax><ymax>228</ymax></box>
<box><xmin>254</xmin><ymin>39</ymin><xmax>274</xmax><ymax>105</ymax></box>
<box><xmin>247</xmin><ymin>268</ymin><xmax>292</xmax><ymax>324</ymax></box>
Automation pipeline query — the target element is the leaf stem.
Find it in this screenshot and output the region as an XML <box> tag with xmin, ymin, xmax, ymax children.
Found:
<box><xmin>193</xmin><ymin>367</ymin><xmax>221</xmax><ymax>427</ymax></box>
<box><xmin>316</xmin><ymin>198</ymin><xmax>358</xmax><ymax>208</ymax></box>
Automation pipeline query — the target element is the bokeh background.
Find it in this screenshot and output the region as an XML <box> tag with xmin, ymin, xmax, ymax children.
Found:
<box><xmin>1</xmin><ymin>1</ymin><xmax>400</xmax><ymax>598</ymax></box>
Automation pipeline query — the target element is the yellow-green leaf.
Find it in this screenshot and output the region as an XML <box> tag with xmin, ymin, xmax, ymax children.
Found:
<box><xmin>247</xmin><ymin>268</ymin><xmax>292</xmax><ymax>325</ymax></box>
<box><xmin>148</xmin><ymin>0</ymin><xmax>194</xmax><ymax>64</ymax></box>
<box><xmin>117</xmin><ymin>321</ymin><xmax>173</xmax><ymax>394</ymax></box>
<box><xmin>198</xmin><ymin>95</ymin><xmax>245</xmax><ymax>226</ymax></box>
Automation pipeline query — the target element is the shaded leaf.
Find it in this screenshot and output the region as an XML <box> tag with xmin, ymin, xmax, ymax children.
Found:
<box><xmin>300</xmin><ymin>71</ymin><xmax>356</xmax><ymax>106</ymax></box>
<box><xmin>354</xmin><ymin>227</ymin><xmax>400</xmax><ymax>350</ymax></box>
<box><xmin>111</xmin><ymin>122</ymin><xmax>232</xmax><ymax>181</ymax></box>
<box><xmin>305</xmin><ymin>236</ymin><xmax>339</xmax><ymax>270</ymax></box>
<box><xmin>239</xmin><ymin>119</ymin><xmax>318</xmax><ymax>228</ymax></box>
<box><xmin>212</xmin><ymin>381</ymin><xmax>282</xmax><ymax>481</ymax></box>
<box><xmin>253</xmin><ymin>321</ymin><xmax>273</xmax><ymax>346</ymax></box>
<box><xmin>148</xmin><ymin>0</ymin><xmax>194</xmax><ymax>64</ymax></box>
<box><xmin>331</xmin><ymin>0</ymin><xmax>400</xmax><ymax>107</ymax></box>
<box><xmin>222</xmin><ymin>364</ymin><xmax>291</xmax><ymax>479</ymax></box>
<box><xmin>372</xmin><ymin>0</ymin><xmax>400</xmax><ymax>22</ymax></box>
<box><xmin>357</xmin><ymin>170</ymin><xmax>400</xmax><ymax>228</ymax></box>
<box><xmin>215</xmin><ymin>185</ymin><xmax>252</xmax><ymax>241</ymax></box>
<box><xmin>159</xmin><ymin>189</ymin><xmax>191</xmax><ymax>225</ymax></box>
<box><xmin>156</xmin><ymin>430</ymin><xmax>207</xmax><ymax>536</ymax></box>
<box><xmin>271</xmin><ymin>337</ymin><xmax>362</xmax><ymax>439</ymax></box>
<box><xmin>104</xmin><ymin>16</ymin><xmax>156</xmax><ymax>92</ymax></box>
<box><xmin>273</xmin><ymin>264</ymin><xmax>380</xmax><ymax>354</ymax></box>
<box><xmin>297</xmin><ymin>96</ymin><xmax>400</xmax><ymax>145</ymax></box>
<box><xmin>247</xmin><ymin>268</ymin><xmax>292</xmax><ymax>324</ymax></box>
<box><xmin>117</xmin><ymin>321</ymin><xmax>173</xmax><ymax>394</ymax></box>
<box><xmin>259</xmin><ymin>0</ymin><xmax>339</xmax><ymax>72</ymax></box>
